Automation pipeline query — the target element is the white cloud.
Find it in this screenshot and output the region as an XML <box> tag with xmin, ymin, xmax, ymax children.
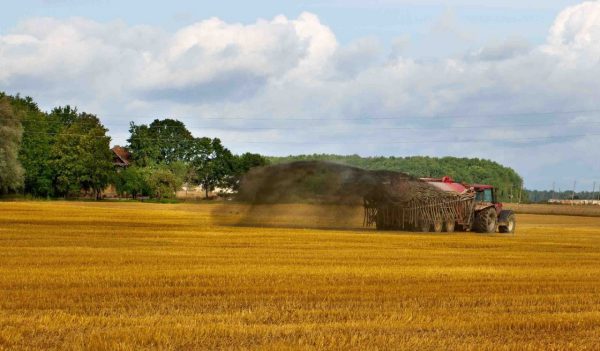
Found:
<box><xmin>1</xmin><ymin>1</ymin><xmax>600</xmax><ymax>188</ymax></box>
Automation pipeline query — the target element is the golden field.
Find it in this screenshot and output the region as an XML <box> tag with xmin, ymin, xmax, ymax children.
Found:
<box><xmin>1</xmin><ymin>201</ymin><xmax>600</xmax><ymax>350</ymax></box>
<box><xmin>506</xmin><ymin>203</ymin><xmax>600</xmax><ymax>217</ymax></box>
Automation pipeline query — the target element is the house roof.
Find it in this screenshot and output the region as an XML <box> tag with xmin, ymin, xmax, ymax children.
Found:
<box><xmin>111</xmin><ymin>146</ymin><xmax>131</xmax><ymax>167</ymax></box>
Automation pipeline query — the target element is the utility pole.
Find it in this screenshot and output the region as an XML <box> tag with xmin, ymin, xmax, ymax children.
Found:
<box><xmin>552</xmin><ymin>181</ymin><xmax>556</xmax><ymax>201</ymax></box>
<box><xmin>593</xmin><ymin>181</ymin><xmax>596</xmax><ymax>201</ymax></box>
<box><xmin>518</xmin><ymin>182</ymin><xmax>523</xmax><ymax>204</ymax></box>
<box><xmin>572</xmin><ymin>180</ymin><xmax>577</xmax><ymax>201</ymax></box>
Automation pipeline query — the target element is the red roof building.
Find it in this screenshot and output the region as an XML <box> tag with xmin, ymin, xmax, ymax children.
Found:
<box><xmin>111</xmin><ymin>146</ymin><xmax>131</xmax><ymax>168</ymax></box>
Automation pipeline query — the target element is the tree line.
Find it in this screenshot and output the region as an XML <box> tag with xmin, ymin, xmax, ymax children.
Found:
<box><xmin>0</xmin><ymin>93</ymin><xmax>267</xmax><ymax>199</ymax></box>
<box><xmin>527</xmin><ymin>189</ymin><xmax>600</xmax><ymax>203</ymax></box>
<box><xmin>270</xmin><ymin>154</ymin><xmax>526</xmax><ymax>203</ymax></box>
<box><xmin>1</xmin><ymin>91</ymin><xmax>530</xmax><ymax>202</ymax></box>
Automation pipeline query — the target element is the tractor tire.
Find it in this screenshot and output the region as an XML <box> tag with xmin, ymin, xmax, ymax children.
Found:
<box><xmin>445</xmin><ymin>220</ymin><xmax>456</xmax><ymax>233</ymax></box>
<box><xmin>433</xmin><ymin>221</ymin><xmax>443</xmax><ymax>233</ymax></box>
<box><xmin>419</xmin><ymin>221</ymin><xmax>430</xmax><ymax>232</ymax></box>
<box><xmin>474</xmin><ymin>207</ymin><xmax>498</xmax><ymax>233</ymax></box>
<box><xmin>499</xmin><ymin>210</ymin><xmax>516</xmax><ymax>234</ymax></box>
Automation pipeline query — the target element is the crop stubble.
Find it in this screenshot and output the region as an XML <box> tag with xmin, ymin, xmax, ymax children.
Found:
<box><xmin>0</xmin><ymin>201</ymin><xmax>599</xmax><ymax>350</ymax></box>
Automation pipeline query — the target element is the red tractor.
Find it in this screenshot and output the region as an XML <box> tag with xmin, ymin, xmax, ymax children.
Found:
<box><xmin>422</xmin><ymin>176</ymin><xmax>516</xmax><ymax>233</ymax></box>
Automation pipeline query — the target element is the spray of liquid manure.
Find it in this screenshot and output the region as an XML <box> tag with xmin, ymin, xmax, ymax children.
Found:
<box><xmin>212</xmin><ymin>161</ymin><xmax>474</xmax><ymax>231</ymax></box>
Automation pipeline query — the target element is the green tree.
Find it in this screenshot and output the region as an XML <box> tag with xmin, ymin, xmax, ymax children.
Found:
<box><xmin>146</xmin><ymin>165</ymin><xmax>181</xmax><ymax>199</ymax></box>
<box><xmin>49</xmin><ymin>105</ymin><xmax>79</xmax><ymax>127</ymax></box>
<box><xmin>189</xmin><ymin>137</ymin><xmax>235</xmax><ymax>198</ymax></box>
<box><xmin>128</xmin><ymin>119</ymin><xmax>193</xmax><ymax>165</ymax></box>
<box><xmin>115</xmin><ymin>166</ymin><xmax>150</xmax><ymax>199</ymax></box>
<box><xmin>13</xmin><ymin>97</ymin><xmax>57</xmax><ymax>196</ymax></box>
<box><xmin>226</xmin><ymin>152</ymin><xmax>269</xmax><ymax>190</ymax></box>
<box><xmin>50</xmin><ymin>113</ymin><xmax>113</xmax><ymax>199</ymax></box>
<box><xmin>0</xmin><ymin>97</ymin><xmax>24</xmax><ymax>194</ymax></box>
<box><xmin>127</xmin><ymin>123</ymin><xmax>159</xmax><ymax>167</ymax></box>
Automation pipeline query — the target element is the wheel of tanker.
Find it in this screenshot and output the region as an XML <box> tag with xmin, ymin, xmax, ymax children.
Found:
<box><xmin>499</xmin><ymin>210</ymin><xmax>516</xmax><ymax>234</ymax></box>
<box><xmin>474</xmin><ymin>207</ymin><xmax>498</xmax><ymax>233</ymax></box>
<box><xmin>419</xmin><ymin>221</ymin><xmax>430</xmax><ymax>232</ymax></box>
<box><xmin>433</xmin><ymin>220</ymin><xmax>443</xmax><ymax>233</ymax></box>
<box><xmin>445</xmin><ymin>220</ymin><xmax>455</xmax><ymax>233</ymax></box>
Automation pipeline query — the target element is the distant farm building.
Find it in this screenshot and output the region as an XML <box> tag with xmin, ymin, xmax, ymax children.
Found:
<box><xmin>548</xmin><ymin>199</ymin><xmax>600</xmax><ymax>206</ymax></box>
<box><xmin>111</xmin><ymin>146</ymin><xmax>131</xmax><ymax>168</ymax></box>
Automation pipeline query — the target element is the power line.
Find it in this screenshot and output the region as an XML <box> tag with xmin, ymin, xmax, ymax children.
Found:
<box><xmin>4</xmin><ymin>108</ymin><xmax>600</xmax><ymax>126</ymax></box>
<box><xmin>20</xmin><ymin>130</ymin><xmax>600</xmax><ymax>145</ymax></box>
<box><xmin>101</xmin><ymin>108</ymin><xmax>600</xmax><ymax>121</ymax></box>
<box><xmin>7</xmin><ymin>115</ymin><xmax>600</xmax><ymax>132</ymax></box>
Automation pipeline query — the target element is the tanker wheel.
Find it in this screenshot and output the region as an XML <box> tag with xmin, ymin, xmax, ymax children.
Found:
<box><xmin>445</xmin><ymin>220</ymin><xmax>456</xmax><ymax>233</ymax></box>
<box><xmin>474</xmin><ymin>207</ymin><xmax>498</xmax><ymax>233</ymax></box>
<box><xmin>419</xmin><ymin>221</ymin><xmax>430</xmax><ymax>232</ymax></box>
<box><xmin>432</xmin><ymin>221</ymin><xmax>443</xmax><ymax>233</ymax></box>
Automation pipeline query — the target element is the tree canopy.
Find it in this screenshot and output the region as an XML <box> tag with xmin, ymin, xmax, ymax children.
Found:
<box><xmin>49</xmin><ymin>113</ymin><xmax>113</xmax><ymax>199</ymax></box>
<box><xmin>0</xmin><ymin>96</ymin><xmax>24</xmax><ymax>194</ymax></box>
<box><xmin>128</xmin><ymin>119</ymin><xmax>194</xmax><ymax>165</ymax></box>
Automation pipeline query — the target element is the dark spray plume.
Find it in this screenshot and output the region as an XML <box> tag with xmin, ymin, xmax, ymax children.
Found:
<box><xmin>213</xmin><ymin>161</ymin><xmax>453</xmax><ymax>230</ymax></box>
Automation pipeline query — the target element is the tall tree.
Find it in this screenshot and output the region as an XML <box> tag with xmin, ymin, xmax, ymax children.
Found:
<box><xmin>225</xmin><ymin>152</ymin><xmax>269</xmax><ymax>190</ymax></box>
<box><xmin>128</xmin><ymin>119</ymin><xmax>193</xmax><ymax>165</ymax></box>
<box><xmin>145</xmin><ymin>164</ymin><xmax>182</xmax><ymax>199</ymax></box>
<box><xmin>49</xmin><ymin>105</ymin><xmax>79</xmax><ymax>127</ymax></box>
<box><xmin>50</xmin><ymin>113</ymin><xmax>113</xmax><ymax>199</ymax></box>
<box><xmin>115</xmin><ymin>166</ymin><xmax>150</xmax><ymax>199</ymax></box>
<box><xmin>12</xmin><ymin>96</ymin><xmax>57</xmax><ymax>196</ymax></box>
<box><xmin>0</xmin><ymin>97</ymin><xmax>24</xmax><ymax>194</ymax></box>
<box><xmin>127</xmin><ymin>123</ymin><xmax>159</xmax><ymax>167</ymax></box>
<box><xmin>189</xmin><ymin>137</ymin><xmax>235</xmax><ymax>198</ymax></box>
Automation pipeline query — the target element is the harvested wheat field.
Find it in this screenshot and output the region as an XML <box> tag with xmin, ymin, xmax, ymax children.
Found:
<box><xmin>1</xmin><ymin>201</ymin><xmax>600</xmax><ymax>350</ymax></box>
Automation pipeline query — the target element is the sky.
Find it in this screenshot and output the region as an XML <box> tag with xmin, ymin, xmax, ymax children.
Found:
<box><xmin>1</xmin><ymin>0</ymin><xmax>599</xmax><ymax>190</ymax></box>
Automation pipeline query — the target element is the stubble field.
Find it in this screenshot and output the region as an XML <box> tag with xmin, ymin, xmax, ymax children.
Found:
<box><xmin>1</xmin><ymin>201</ymin><xmax>600</xmax><ymax>350</ymax></box>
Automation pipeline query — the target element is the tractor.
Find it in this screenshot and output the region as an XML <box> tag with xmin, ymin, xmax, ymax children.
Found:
<box><xmin>363</xmin><ymin>176</ymin><xmax>516</xmax><ymax>234</ymax></box>
<box><xmin>422</xmin><ymin>176</ymin><xmax>516</xmax><ymax>233</ymax></box>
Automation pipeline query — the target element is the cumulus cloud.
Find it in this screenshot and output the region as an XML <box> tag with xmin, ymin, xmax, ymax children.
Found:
<box><xmin>1</xmin><ymin>2</ymin><xmax>600</xmax><ymax>188</ymax></box>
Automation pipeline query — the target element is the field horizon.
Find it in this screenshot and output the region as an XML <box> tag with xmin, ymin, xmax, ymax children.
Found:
<box><xmin>1</xmin><ymin>201</ymin><xmax>600</xmax><ymax>350</ymax></box>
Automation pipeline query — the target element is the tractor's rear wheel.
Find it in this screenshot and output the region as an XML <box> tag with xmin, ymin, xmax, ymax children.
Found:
<box><xmin>474</xmin><ymin>207</ymin><xmax>498</xmax><ymax>233</ymax></box>
<box><xmin>445</xmin><ymin>220</ymin><xmax>455</xmax><ymax>233</ymax></box>
<box><xmin>433</xmin><ymin>221</ymin><xmax>443</xmax><ymax>233</ymax></box>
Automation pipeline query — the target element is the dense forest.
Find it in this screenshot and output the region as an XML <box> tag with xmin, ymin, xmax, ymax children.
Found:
<box><xmin>270</xmin><ymin>154</ymin><xmax>525</xmax><ymax>202</ymax></box>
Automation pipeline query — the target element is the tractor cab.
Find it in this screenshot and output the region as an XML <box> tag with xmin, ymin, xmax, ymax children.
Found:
<box><xmin>472</xmin><ymin>185</ymin><xmax>503</xmax><ymax>215</ymax></box>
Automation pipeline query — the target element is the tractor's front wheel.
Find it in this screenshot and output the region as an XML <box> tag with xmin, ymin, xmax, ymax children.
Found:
<box><xmin>474</xmin><ymin>207</ymin><xmax>498</xmax><ymax>233</ymax></box>
<box><xmin>419</xmin><ymin>221</ymin><xmax>430</xmax><ymax>232</ymax></box>
<box><xmin>433</xmin><ymin>221</ymin><xmax>443</xmax><ymax>233</ymax></box>
<box><xmin>499</xmin><ymin>211</ymin><xmax>516</xmax><ymax>234</ymax></box>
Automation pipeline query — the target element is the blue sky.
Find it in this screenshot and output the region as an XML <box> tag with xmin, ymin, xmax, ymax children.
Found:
<box><xmin>1</xmin><ymin>1</ymin><xmax>578</xmax><ymax>51</ymax></box>
<box><xmin>1</xmin><ymin>0</ymin><xmax>599</xmax><ymax>190</ymax></box>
